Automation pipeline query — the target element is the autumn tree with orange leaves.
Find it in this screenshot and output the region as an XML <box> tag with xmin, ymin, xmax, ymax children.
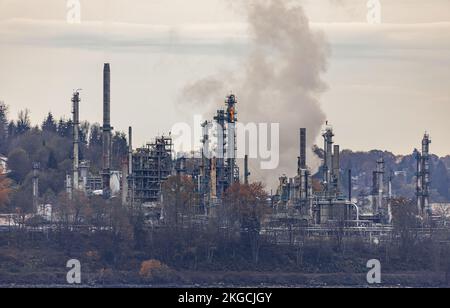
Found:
<box><xmin>162</xmin><ymin>175</ymin><xmax>197</xmax><ymax>230</ymax></box>
<box><xmin>223</xmin><ymin>182</ymin><xmax>271</xmax><ymax>264</ymax></box>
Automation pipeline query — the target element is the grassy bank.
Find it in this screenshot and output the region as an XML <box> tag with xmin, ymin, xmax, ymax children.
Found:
<box><xmin>1</xmin><ymin>230</ymin><xmax>449</xmax><ymax>287</ymax></box>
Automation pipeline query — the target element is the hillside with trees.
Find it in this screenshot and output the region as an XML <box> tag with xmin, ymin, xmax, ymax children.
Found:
<box><xmin>338</xmin><ymin>150</ymin><xmax>450</xmax><ymax>203</ymax></box>
<box><xmin>0</xmin><ymin>101</ymin><xmax>128</xmax><ymax>214</ymax></box>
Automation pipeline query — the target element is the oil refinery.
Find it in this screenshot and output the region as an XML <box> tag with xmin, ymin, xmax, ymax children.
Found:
<box><xmin>24</xmin><ymin>63</ymin><xmax>439</xmax><ymax>238</ymax></box>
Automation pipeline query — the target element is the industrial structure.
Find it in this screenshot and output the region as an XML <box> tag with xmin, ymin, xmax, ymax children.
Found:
<box><xmin>102</xmin><ymin>63</ymin><xmax>113</xmax><ymax>199</ymax></box>
<box><xmin>35</xmin><ymin>63</ymin><xmax>437</xmax><ymax>231</ymax></box>
<box><xmin>32</xmin><ymin>162</ymin><xmax>40</xmax><ymax>213</ymax></box>
<box><xmin>212</xmin><ymin>94</ymin><xmax>240</xmax><ymax>199</ymax></box>
<box><xmin>415</xmin><ymin>133</ymin><xmax>432</xmax><ymax>218</ymax></box>
<box><xmin>131</xmin><ymin>136</ymin><xmax>173</xmax><ymax>204</ymax></box>
<box><xmin>272</xmin><ymin>124</ymin><xmax>358</xmax><ymax>225</ymax></box>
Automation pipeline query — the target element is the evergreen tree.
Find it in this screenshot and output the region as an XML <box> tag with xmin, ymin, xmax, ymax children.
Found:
<box><xmin>47</xmin><ymin>150</ymin><xmax>58</xmax><ymax>170</ymax></box>
<box><xmin>89</xmin><ymin>123</ymin><xmax>102</xmax><ymax>147</ymax></box>
<box><xmin>433</xmin><ymin>160</ymin><xmax>449</xmax><ymax>200</ymax></box>
<box><xmin>7</xmin><ymin>121</ymin><xmax>16</xmax><ymax>143</ymax></box>
<box><xmin>57</xmin><ymin>118</ymin><xmax>73</xmax><ymax>138</ymax></box>
<box><xmin>112</xmin><ymin>131</ymin><xmax>128</xmax><ymax>169</ymax></box>
<box><xmin>42</xmin><ymin>112</ymin><xmax>57</xmax><ymax>133</ymax></box>
<box><xmin>80</xmin><ymin>121</ymin><xmax>90</xmax><ymax>145</ymax></box>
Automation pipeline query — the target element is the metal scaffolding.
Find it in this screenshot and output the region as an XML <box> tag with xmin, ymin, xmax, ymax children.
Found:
<box><xmin>132</xmin><ymin>136</ymin><xmax>173</xmax><ymax>203</ymax></box>
<box><xmin>416</xmin><ymin>133</ymin><xmax>432</xmax><ymax>218</ymax></box>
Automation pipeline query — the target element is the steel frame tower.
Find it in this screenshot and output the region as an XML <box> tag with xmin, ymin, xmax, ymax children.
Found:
<box><xmin>416</xmin><ymin>133</ymin><xmax>432</xmax><ymax>217</ymax></box>
<box><xmin>372</xmin><ymin>157</ymin><xmax>385</xmax><ymax>215</ymax></box>
<box><xmin>225</xmin><ymin>94</ymin><xmax>239</xmax><ymax>186</ymax></box>
<box><xmin>322</xmin><ymin>125</ymin><xmax>334</xmax><ymax>195</ymax></box>
<box><xmin>214</xmin><ymin>109</ymin><xmax>226</xmax><ymax>198</ymax></box>
<box><xmin>72</xmin><ymin>90</ymin><xmax>81</xmax><ymax>192</ymax></box>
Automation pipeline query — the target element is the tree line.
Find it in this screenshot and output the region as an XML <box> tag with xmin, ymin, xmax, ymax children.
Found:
<box><xmin>0</xmin><ymin>101</ymin><xmax>128</xmax><ymax>213</ymax></box>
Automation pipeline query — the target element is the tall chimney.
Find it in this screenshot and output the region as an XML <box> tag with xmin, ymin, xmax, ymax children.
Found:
<box><xmin>72</xmin><ymin>91</ymin><xmax>80</xmax><ymax>191</ymax></box>
<box><xmin>102</xmin><ymin>63</ymin><xmax>112</xmax><ymax>198</ymax></box>
<box><xmin>387</xmin><ymin>172</ymin><xmax>393</xmax><ymax>223</ymax></box>
<box><xmin>244</xmin><ymin>155</ymin><xmax>250</xmax><ymax>185</ymax></box>
<box><xmin>127</xmin><ymin>126</ymin><xmax>133</xmax><ymax>206</ymax></box>
<box><xmin>332</xmin><ymin>144</ymin><xmax>340</xmax><ymax>192</ymax></box>
<box><xmin>128</xmin><ymin>126</ymin><xmax>133</xmax><ymax>175</ymax></box>
<box><xmin>121</xmin><ymin>159</ymin><xmax>128</xmax><ymax>206</ymax></box>
<box><xmin>299</xmin><ymin>128</ymin><xmax>307</xmax><ymax>171</ymax></box>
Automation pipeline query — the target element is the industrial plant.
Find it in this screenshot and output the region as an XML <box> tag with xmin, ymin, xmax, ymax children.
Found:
<box><xmin>19</xmin><ymin>63</ymin><xmax>439</xmax><ymax>237</ymax></box>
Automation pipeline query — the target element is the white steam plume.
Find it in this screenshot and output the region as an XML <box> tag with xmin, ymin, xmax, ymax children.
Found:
<box><xmin>179</xmin><ymin>0</ymin><xmax>330</xmax><ymax>189</ymax></box>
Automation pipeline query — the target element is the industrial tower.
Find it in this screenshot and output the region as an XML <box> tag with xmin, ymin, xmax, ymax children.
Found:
<box><xmin>416</xmin><ymin>133</ymin><xmax>432</xmax><ymax>218</ymax></box>
<box><xmin>102</xmin><ymin>63</ymin><xmax>112</xmax><ymax>199</ymax></box>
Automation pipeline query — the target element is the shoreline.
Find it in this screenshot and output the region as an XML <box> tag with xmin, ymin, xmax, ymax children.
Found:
<box><xmin>0</xmin><ymin>271</ymin><xmax>448</xmax><ymax>288</ymax></box>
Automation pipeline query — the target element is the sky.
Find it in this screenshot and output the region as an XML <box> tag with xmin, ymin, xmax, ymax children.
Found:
<box><xmin>0</xmin><ymin>0</ymin><xmax>449</xmax><ymax>160</ymax></box>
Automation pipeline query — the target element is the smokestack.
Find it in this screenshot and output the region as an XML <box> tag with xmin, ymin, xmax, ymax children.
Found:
<box><xmin>72</xmin><ymin>91</ymin><xmax>80</xmax><ymax>191</ymax></box>
<box><xmin>102</xmin><ymin>63</ymin><xmax>112</xmax><ymax>199</ymax></box>
<box><xmin>299</xmin><ymin>128</ymin><xmax>307</xmax><ymax>172</ymax></box>
<box><xmin>211</xmin><ymin>157</ymin><xmax>217</xmax><ymax>199</ymax></box>
<box><xmin>244</xmin><ymin>155</ymin><xmax>250</xmax><ymax>185</ymax></box>
<box><xmin>333</xmin><ymin>145</ymin><xmax>340</xmax><ymax>175</ymax></box>
<box><xmin>180</xmin><ymin>1</ymin><xmax>329</xmax><ymax>190</ymax></box>
<box><xmin>332</xmin><ymin>144</ymin><xmax>340</xmax><ymax>191</ymax></box>
<box><xmin>128</xmin><ymin>126</ymin><xmax>133</xmax><ymax>175</ymax></box>
<box><xmin>103</xmin><ymin>64</ymin><xmax>111</xmax><ymax>130</ymax></box>
<box><xmin>121</xmin><ymin>159</ymin><xmax>128</xmax><ymax>206</ymax></box>
<box><xmin>388</xmin><ymin>172</ymin><xmax>393</xmax><ymax>224</ymax></box>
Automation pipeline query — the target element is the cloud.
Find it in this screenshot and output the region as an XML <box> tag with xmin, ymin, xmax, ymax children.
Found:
<box><xmin>0</xmin><ymin>18</ymin><xmax>248</xmax><ymax>53</ymax></box>
<box><xmin>1</xmin><ymin>18</ymin><xmax>450</xmax><ymax>55</ymax></box>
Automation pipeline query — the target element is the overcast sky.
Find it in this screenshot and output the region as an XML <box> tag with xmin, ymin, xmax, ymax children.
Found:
<box><xmin>0</xmin><ymin>0</ymin><xmax>449</xmax><ymax>158</ymax></box>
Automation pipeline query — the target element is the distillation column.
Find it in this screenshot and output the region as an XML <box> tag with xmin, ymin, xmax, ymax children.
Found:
<box><xmin>416</xmin><ymin>133</ymin><xmax>432</xmax><ymax>218</ymax></box>
<box><xmin>421</xmin><ymin>133</ymin><xmax>432</xmax><ymax>216</ymax></box>
<box><xmin>226</xmin><ymin>94</ymin><xmax>238</xmax><ymax>186</ymax></box>
<box><xmin>322</xmin><ymin>125</ymin><xmax>334</xmax><ymax>195</ymax></box>
<box><xmin>376</xmin><ymin>157</ymin><xmax>385</xmax><ymax>215</ymax></box>
<box><xmin>214</xmin><ymin>110</ymin><xmax>226</xmax><ymax>198</ymax></box>
<box><xmin>332</xmin><ymin>144</ymin><xmax>340</xmax><ymax>194</ymax></box>
<box><xmin>200</xmin><ymin>121</ymin><xmax>212</xmax><ymax>208</ymax></box>
<box><xmin>72</xmin><ymin>91</ymin><xmax>81</xmax><ymax>192</ymax></box>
